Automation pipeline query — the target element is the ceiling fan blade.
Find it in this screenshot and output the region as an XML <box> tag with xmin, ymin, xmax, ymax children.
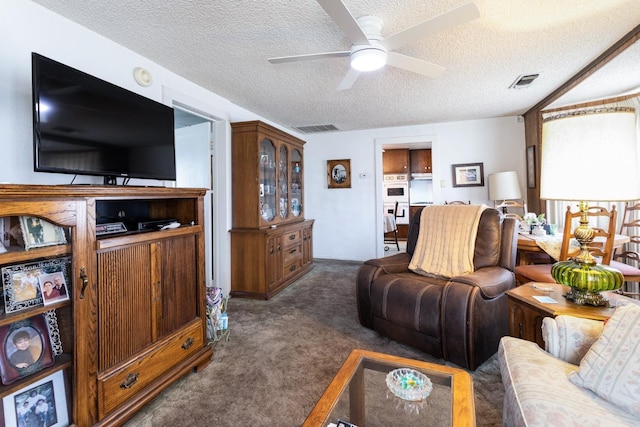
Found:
<box><xmin>387</xmin><ymin>52</ymin><xmax>446</xmax><ymax>78</ymax></box>
<box><xmin>337</xmin><ymin>68</ymin><xmax>361</xmax><ymax>91</ymax></box>
<box><xmin>316</xmin><ymin>0</ymin><xmax>369</xmax><ymax>45</ymax></box>
<box><xmin>268</xmin><ymin>51</ymin><xmax>350</xmax><ymax>64</ymax></box>
<box><xmin>381</xmin><ymin>2</ymin><xmax>480</xmax><ymax>51</ymax></box>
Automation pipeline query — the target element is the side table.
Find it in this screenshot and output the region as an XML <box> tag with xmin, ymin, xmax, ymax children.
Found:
<box><xmin>506</xmin><ymin>282</ymin><xmax>615</xmax><ymax>348</ymax></box>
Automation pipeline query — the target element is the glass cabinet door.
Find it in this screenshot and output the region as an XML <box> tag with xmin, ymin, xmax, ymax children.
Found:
<box><xmin>260</xmin><ymin>138</ymin><xmax>276</xmax><ymax>222</ymax></box>
<box><xmin>291</xmin><ymin>149</ymin><xmax>302</xmax><ymax>217</ymax></box>
<box><xmin>278</xmin><ymin>145</ymin><xmax>289</xmax><ymax>219</ymax></box>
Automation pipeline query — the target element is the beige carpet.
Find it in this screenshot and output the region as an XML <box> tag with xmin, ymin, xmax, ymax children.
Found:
<box><xmin>125</xmin><ymin>259</ymin><xmax>504</xmax><ymax>426</ymax></box>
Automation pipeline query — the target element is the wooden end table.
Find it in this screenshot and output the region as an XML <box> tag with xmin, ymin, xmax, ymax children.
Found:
<box><xmin>506</xmin><ymin>282</ymin><xmax>615</xmax><ymax>348</ymax></box>
<box><xmin>303</xmin><ymin>349</ymin><xmax>475</xmax><ymax>427</ymax></box>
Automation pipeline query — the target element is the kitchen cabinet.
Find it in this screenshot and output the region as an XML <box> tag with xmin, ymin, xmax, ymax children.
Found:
<box><xmin>0</xmin><ymin>185</ymin><xmax>212</xmax><ymax>426</ymax></box>
<box><xmin>230</xmin><ymin>121</ymin><xmax>314</xmax><ymax>299</ymax></box>
<box><xmin>383</xmin><ymin>149</ymin><xmax>409</xmax><ymax>174</ymax></box>
<box><xmin>410</xmin><ymin>149</ymin><xmax>432</xmax><ymax>174</ymax></box>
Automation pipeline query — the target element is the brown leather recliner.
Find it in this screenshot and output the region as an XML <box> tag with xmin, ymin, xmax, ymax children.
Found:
<box><xmin>356</xmin><ymin>207</ymin><xmax>518</xmax><ymax>370</ymax></box>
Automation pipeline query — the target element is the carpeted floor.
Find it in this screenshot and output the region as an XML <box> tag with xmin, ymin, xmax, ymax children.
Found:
<box><xmin>125</xmin><ymin>259</ymin><xmax>504</xmax><ymax>426</ymax></box>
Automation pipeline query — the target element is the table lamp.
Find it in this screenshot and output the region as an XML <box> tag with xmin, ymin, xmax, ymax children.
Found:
<box><xmin>541</xmin><ymin>107</ymin><xmax>639</xmax><ymax>306</ymax></box>
<box><xmin>488</xmin><ymin>171</ymin><xmax>522</xmax><ymax>214</ymax></box>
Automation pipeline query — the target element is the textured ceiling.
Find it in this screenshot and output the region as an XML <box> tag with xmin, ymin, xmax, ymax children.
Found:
<box><xmin>31</xmin><ymin>0</ymin><xmax>640</xmax><ymax>133</ymax></box>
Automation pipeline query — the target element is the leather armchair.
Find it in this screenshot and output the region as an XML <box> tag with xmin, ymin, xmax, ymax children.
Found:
<box><xmin>356</xmin><ymin>207</ymin><xmax>517</xmax><ymax>370</ymax></box>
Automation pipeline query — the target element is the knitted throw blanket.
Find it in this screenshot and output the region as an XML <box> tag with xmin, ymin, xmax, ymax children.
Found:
<box><xmin>409</xmin><ymin>204</ymin><xmax>487</xmax><ymax>278</ymax></box>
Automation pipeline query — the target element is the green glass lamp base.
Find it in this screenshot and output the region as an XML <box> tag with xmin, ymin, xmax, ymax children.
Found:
<box><xmin>551</xmin><ymin>259</ymin><xmax>624</xmax><ymax>307</ymax></box>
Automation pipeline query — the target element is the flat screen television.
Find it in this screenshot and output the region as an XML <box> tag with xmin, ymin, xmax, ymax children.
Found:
<box><xmin>32</xmin><ymin>53</ymin><xmax>176</xmax><ymax>182</ymax></box>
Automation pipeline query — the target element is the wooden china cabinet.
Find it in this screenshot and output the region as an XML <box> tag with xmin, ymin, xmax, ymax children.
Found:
<box><xmin>0</xmin><ymin>185</ymin><xmax>212</xmax><ymax>426</ymax></box>
<box><xmin>230</xmin><ymin>121</ymin><xmax>314</xmax><ymax>299</ymax></box>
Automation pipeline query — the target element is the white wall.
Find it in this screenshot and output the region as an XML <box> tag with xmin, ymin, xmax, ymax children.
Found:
<box><xmin>1</xmin><ymin>1</ymin><xmax>527</xmax><ymax>282</ymax></box>
<box><xmin>305</xmin><ymin>117</ymin><xmax>526</xmax><ymax>261</ymax></box>
<box><xmin>0</xmin><ymin>1</ymin><xmax>296</xmax><ymax>297</ymax></box>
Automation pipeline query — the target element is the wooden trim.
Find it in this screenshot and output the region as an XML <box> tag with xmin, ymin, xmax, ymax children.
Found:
<box><xmin>526</xmin><ymin>23</ymin><xmax>640</xmax><ymax>114</ymax></box>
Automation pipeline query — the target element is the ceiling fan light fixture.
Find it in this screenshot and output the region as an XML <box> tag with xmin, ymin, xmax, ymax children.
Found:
<box><xmin>350</xmin><ymin>45</ymin><xmax>387</xmax><ymax>72</ymax></box>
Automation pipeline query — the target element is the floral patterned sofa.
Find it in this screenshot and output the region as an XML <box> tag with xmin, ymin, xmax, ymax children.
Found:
<box><xmin>498</xmin><ymin>300</ymin><xmax>640</xmax><ymax>426</ymax></box>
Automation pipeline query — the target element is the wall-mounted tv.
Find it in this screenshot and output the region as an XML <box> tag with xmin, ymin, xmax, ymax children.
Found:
<box><xmin>32</xmin><ymin>53</ymin><xmax>176</xmax><ymax>183</ymax></box>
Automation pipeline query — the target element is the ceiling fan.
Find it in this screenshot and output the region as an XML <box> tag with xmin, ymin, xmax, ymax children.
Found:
<box><xmin>268</xmin><ymin>0</ymin><xmax>480</xmax><ymax>90</ymax></box>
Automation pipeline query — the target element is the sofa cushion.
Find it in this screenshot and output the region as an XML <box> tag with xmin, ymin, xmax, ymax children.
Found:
<box><xmin>542</xmin><ymin>315</ymin><xmax>604</xmax><ymax>365</ymax></box>
<box><xmin>568</xmin><ymin>303</ymin><xmax>640</xmax><ymax>418</ymax></box>
<box><xmin>499</xmin><ymin>336</ymin><xmax>639</xmax><ymax>426</ymax></box>
<box><xmin>368</xmin><ymin>273</ymin><xmax>449</xmax><ymax>338</ymax></box>
<box><xmin>473</xmin><ymin>208</ymin><xmax>501</xmax><ymax>270</ymax></box>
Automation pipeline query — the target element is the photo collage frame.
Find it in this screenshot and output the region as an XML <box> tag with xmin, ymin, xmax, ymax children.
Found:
<box><xmin>1</xmin><ymin>257</ymin><xmax>70</xmax><ymax>315</ymax></box>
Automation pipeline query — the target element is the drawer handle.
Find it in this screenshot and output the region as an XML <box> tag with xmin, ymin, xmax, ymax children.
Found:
<box><xmin>120</xmin><ymin>372</ymin><xmax>139</xmax><ymax>389</ymax></box>
<box><xmin>289</xmin><ymin>264</ymin><xmax>297</xmax><ymax>272</ymax></box>
<box><xmin>277</xmin><ymin>244</ymin><xmax>281</xmax><ymax>251</ymax></box>
<box><xmin>289</xmin><ymin>234</ymin><xmax>296</xmax><ymax>240</ymax></box>
<box><xmin>182</xmin><ymin>337</ymin><xmax>194</xmax><ymax>350</ymax></box>
<box><xmin>269</xmin><ymin>247</ymin><xmax>275</xmax><ymax>255</ymax></box>
<box><xmin>80</xmin><ymin>267</ymin><xmax>89</xmax><ymax>299</ymax></box>
<box><xmin>289</xmin><ymin>248</ymin><xmax>297</xmax><ymax>254</ymax></box>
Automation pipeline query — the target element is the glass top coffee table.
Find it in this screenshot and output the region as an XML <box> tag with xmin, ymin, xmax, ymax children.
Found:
<box><xmin>303</xmin><ymin>349</ymin><xmax>475</xmax><ymax>426</ymax></box>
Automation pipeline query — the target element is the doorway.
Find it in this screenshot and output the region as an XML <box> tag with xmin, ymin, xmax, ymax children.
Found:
<box><xmin>174</xmin><ymin>107</ymin><xmax>214</xmax><ymax>286</ymax></box>
<box><xmin>375</xmin><ymin>135</ymin><xmax>439</xmax><ymax>258</ymax></box>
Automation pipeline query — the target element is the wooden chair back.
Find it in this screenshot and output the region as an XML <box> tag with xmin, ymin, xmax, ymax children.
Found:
<box><xmin>619</xmin><ymin>201</ymin><xmax>640</xmax><ymax>245</ymax></box>
<box><xmin>494</xmin><ymin>200</ymin><xmax>527</xmax><ymax>221</ymax></box>
<box><xmin>558</xmin><ymin>205</ymin><xmax>617</xmax><ymax>264</ymax></box>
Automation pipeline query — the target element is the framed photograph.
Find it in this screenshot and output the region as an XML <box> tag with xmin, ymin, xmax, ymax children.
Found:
<box><xmin>451</xmin><ymin>163</ymin><xmax>484</xmax><ymax>187</ymax></box>
<box><xmin>3</xmin><ymin>369</ymin><xmax>68</xmax><ymax>427</ymax></box>
<box><xmin>527</xmin><ymin>145</ymin><xmax>536</xmax><ymax>188</ymax></box>
<box><xmin>327</xmin><ymin>159</ymin><xmax>351</xmax><ymax>189</ymax></box>
<box><xmin>19</xmin><ymin>217</ymin><xmax>67</xmax><ymax>251</ymax></box>
<box><xmin>0</xmin><ymin>314</ymin><xmax>55</xmax><ymax>385</ymax></box>
<box><xmin>2</xmin><ymin>257</ymin><xmax>71</xmax><ymax>314</ymax></box>
<box><xmin>38</xmin><ymin>271</ymin><xmax>69</xmax><ymax>306</ymax></box>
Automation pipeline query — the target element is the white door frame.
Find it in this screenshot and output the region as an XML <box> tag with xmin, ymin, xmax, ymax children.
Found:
<box><xmin>162</xmin><ymin>87</ymin><xmax>232</xmax><ymax>296</ymax></box>
<box><xmin>374</xmin><ymin>135</ymin><xmax>439</xmax><ymax>258</ymax></box>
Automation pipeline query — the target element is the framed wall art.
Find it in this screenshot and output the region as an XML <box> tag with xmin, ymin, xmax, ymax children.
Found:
<box><xmin>2</xmin><ymin>369</ymin><xmax>68</xmax><ymax>427</ymax></box>
<box><xmin>527</xmin><ymin>145</ymin><xmax>536</xmax><ymax>188</ymax></box>
<box><xmin>0</xmin><ymin>314</ymin><xmax>55</xmax><ymax>384</ymax></box>
<box><xmin>19</xmin><ymin>217</ymin><xmax>67</xmax><ymax>251</ymax></box>
<box><xmin>327</xmin><ymin>159</ymin><xmax>351</xmax><ymax>189</ymax></box>
<box><xmin>452</xmin><ymin>163</ymin><xmax>484</xmax><ymax>187</ymax></box>
<box><xmin>1</xmin><ymin>257</ymin><xmax>71</xmax><ymax>314</ymax></box>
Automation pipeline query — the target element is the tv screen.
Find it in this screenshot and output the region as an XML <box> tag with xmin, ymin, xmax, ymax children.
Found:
<box><xmin>32</xmin><ymin>53</ymin><xmax>176</xmax><ymax>181</ymax></box>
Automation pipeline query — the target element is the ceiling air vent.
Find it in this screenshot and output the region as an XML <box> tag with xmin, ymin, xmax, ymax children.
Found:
<box><xmin>293</xmin><ymin>124</ymin><xmax>339</xmax><ymax>134</ymax></box>
<box><xmin>509</xmin><ymin>74</ymin><xmax>539</xmax><ymax>89</ymax></box>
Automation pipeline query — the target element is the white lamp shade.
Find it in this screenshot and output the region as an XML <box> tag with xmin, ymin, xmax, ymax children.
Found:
<box><xmin>540</xmin><ymin>109</ymin><xmax>639</xmax><ymax>201</ymax></box>
<box><xmin>488</xmin><ymin>171</ymin><xmax>522</xmax><ymax>201</ymax></box>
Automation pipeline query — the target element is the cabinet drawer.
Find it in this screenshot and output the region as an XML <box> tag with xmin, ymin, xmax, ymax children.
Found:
<box><xmin>97</xmin><ymin>320</ymin><xmax>204</xmax><ymax>418</ymax></box>
<box><xmin>282</xmin><ymin>229</ymin><xmax>302</xmax><ymax>248</ymax></box>
<box><xmin>284</xmin><ymin>258</ymin><xmax>303</xmax><ymax>277</ymax></box>
<box><xmin>283</xmin><ymin>243</ymin><xmax>303</xmax><ymax>264</ymax></box>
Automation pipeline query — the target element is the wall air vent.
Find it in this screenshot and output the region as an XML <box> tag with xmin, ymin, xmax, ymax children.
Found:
<box><xmin>293</xmin><ymin>124</ymin><xmax>339</xmax><ymax>133</ymax></box>
<box><xmin>509</xmin><ymin>74</ymin><xmax>540</xmax><ymax>89</ymax></box>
